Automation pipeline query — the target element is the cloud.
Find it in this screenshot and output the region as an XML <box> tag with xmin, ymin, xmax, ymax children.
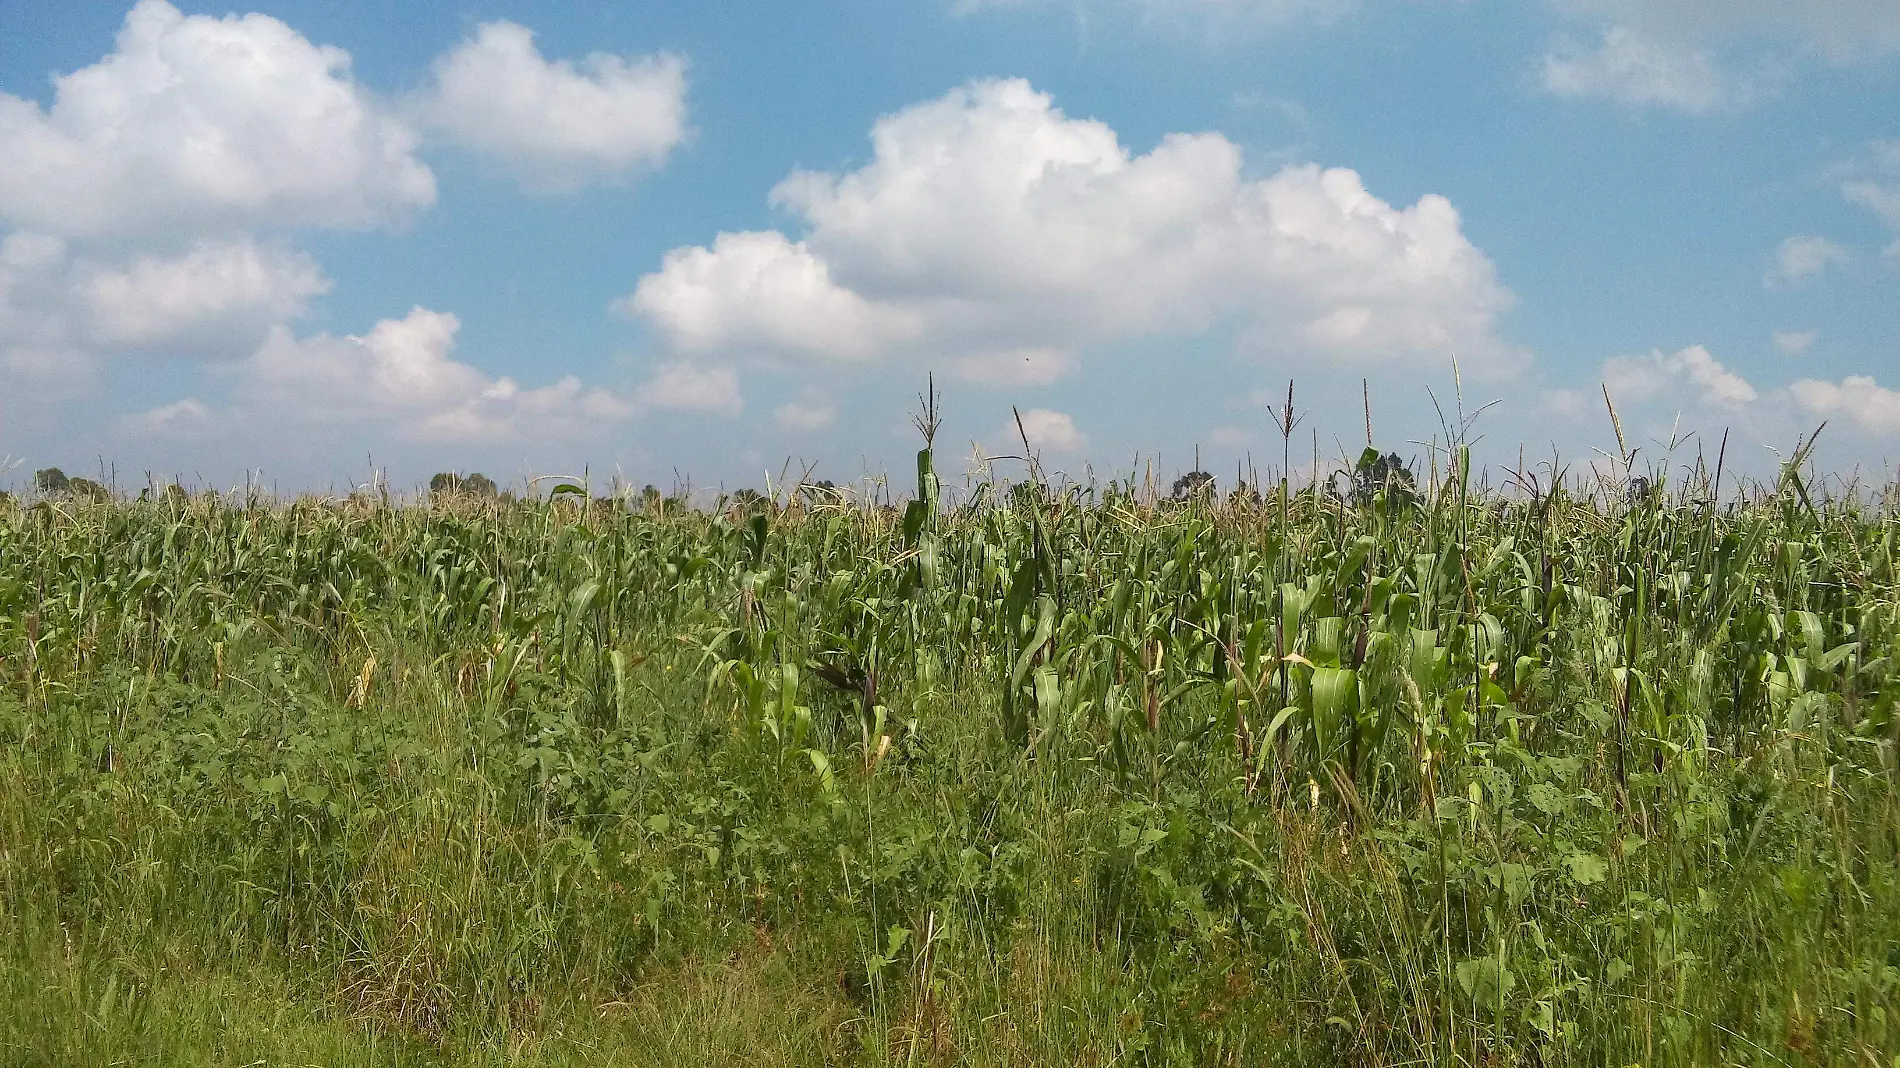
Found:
<box><xmin>1553</xmin><ymin>1</ymin><xmax>1900</xmax><ymax>64</ymax></box>
<box><xmin>244</xmin><ymin>308</ymin><xmax>481</xmax><ymax>419</ymax></box>
<box><xmin>950</xmin><ymin>0</ymin><xmax>1031</xmax><ymax>12</ymax></box>
<box><xmin>956</xmin><ymin>0</ymin><xmax>1366</xmax><ymax>24</ymax></box>
<box><xmin>1789</xmin><ymin>375</ymin><xmax>1900</xmax><ymax>434</ymax></box>
<box><xmin>1765</xmin><ymin>235</ymin><xmax>1849</xmax><ymax>287</ymax></box>
<box><xmin>1601</xmin><ymin>344</ymin><xmax>1757</xmax><ymax>409</ymax></box>
<box><xmin>773</xmin><ymin>388</ymin><xmax>837</xmax><ymax>431</ymax></box>
<box><xmin>245</xmin><ymin>307</ymin><xmax>634</xmax><ymax>439</ymax></box>
<box><xmin>1842</xmin><ymin>141</ymin><xmax>1900</xmax><ymax>255</ymax></box>
<box><xmin>623</xmin><ymin>230</ymin><xmax>913</xmax><ymax>360</ymax></box>
<box><xmin>624</xmin><ymin>78</ymin><xmax>1522</xmax><ymax>388</ymax></box>
<box><xmin>1568</xmin><ymin>340</ymin><xmax>1900</xmax><ymax>453</ymax></box>
<box><xmin>417</xmin><ymin>21</ymin><xmax>687</xmax><ymax>192</ymax></box>
<box><xmin>1540</xmin><ymin>0</ymin><xmax>1900</xmax><ymax>111</ymax></box>
<box><xmin>2</xmin><ymin>7</ymin><xmax>664</xmax><ymax>463</ymax></box>
<box><xmin>1206</xmin><ymin>425</ymin><xmax>1256</xmax><ymax>448</ymax></box>
<box><xmin>0</xmin><ymin>233</ymin><xmax>91</xmax><ymax>380</ymax></box>
<box><xmin>83</xmin><ymin>237</ymin><xmax>329</xmax><ymax>345</ymax></box>
<box><xmin>127</xmin><ymin>306</ymin><xmax>634</xmax><ymax>442</ymax></box>
<box><xmin>1847</xmin><ymin>180</ymin><xmax>1900</xmax><ymax>229</ymax></box>
<box><xmin>1541</xmin><ymin>26</ymin><xmax>1751</xmax><ymax>112</ymax></box>
<box><xmin>118</xmin><ymin>397</ymin><xmax>212</xmax><ymax>438</ymax></box>
<box><xmin>1773</xmin><ymin>329</ymin><xmax>1818</xmax><ymax>355</ymax></box>
<box><xmin>1541</xmin><ymin>387</ymin><xmax>1593</xmax><ymax>419</ymax></box>
<box><xmin>950</xmin><ymin>347</ymin><xmax>1078</xmax><ymax>386</ymax></box>
<box><xmin>0</xmin><ymin>0</ymin><xmax>433</xmax><ymax>240</ymax></box>
<box><xmin>1</xmin><ymin>231</ymin><xmax>328</xmax><ymax>378</ymax></box>
<box><xmin>1010</xmin><ymin>408</ymin><xmax>1089</xmax><ymax>453</ymax></box>
<box><xmin>634</xmin><ymin>361</ymin><xmax>742</xmax><ymax>415</ymax></box>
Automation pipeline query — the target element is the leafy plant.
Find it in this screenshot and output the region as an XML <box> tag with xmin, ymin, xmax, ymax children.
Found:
<box><xmin>1</xmin><ymin>398</ymin><xmax>1894</xmax><ymax>1066</ymax></box>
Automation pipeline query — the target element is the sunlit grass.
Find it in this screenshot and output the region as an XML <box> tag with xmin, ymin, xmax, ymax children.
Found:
<box><xmin>2</xmin><ymin>425</ymin><xmax>1896</xmax><ymax>1064</ymax></box>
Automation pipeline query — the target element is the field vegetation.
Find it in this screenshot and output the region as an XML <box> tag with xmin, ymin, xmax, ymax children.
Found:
<box><xmin>3</xmin><ymin>407</ymin><xmax>1898</xmax><ymax>1065</ymax></box>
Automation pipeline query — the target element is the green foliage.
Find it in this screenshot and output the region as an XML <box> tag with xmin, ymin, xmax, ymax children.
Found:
<box><xmin>66</xmin><ymin>476</ymin><xmax>110</xmax><ymax>501</ymax></box>
<box><xmin>2</xmin><ymin>437</ymin><xmax>1898</xmax><ymax>1065</ymax></box>
<box><xmin>1169</xmin><ymin>469</ymin><xmax>1214</xmax><ymax>501</ymax></box>
<box><xmin>1347</xmin><ymin>446</ymin><xmax>1418</xmax><ymax>511</ymax></box>
<box><xmin>726</xmin><ymin>487</ymin><xmax>767</xmax><ymax>514</ymax></box>
<box><xmin>33</xmin><ymin>466</ymin><xmax>68</xmax><ymax>493</ymax></box>
<box><xmin>430</xmin><ymin>471</ymin><xmax>499</xmax><ymax>498</ymax></box>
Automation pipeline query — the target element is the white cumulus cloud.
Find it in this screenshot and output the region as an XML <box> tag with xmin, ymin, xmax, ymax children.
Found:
<box><xmin>1011</xmin><ymin>408</ymin><xmax>1089</xmax><ymax>453</ymax></box>
<box><xmin>150</xmin><ymin>306</ymin><xmax>636</xmax><ymax>442</ymax></box>
<box><xmin>1</xmin><ymin>231</ymin><xmax>328</xmax><ymax>376</ymax></box>
<box><xmin>0</xmin><ymin>0</ymin><xmax>434</xmax><ymax>240</ymax></box>
<box><xmin>949</xmin><ymin>347</ymin><xmax>1078</xmax><ymax>386</ymax></box>
<box><xmin>0</xmin><ymin>233</ymin><xmax>90</xmax><ymax>379</ymax></box>
<box><xmin>1601</xmin><ymin>344</ymin><xmax>1757</xmax><ymax>409</ymax></box>
<box><xmin>773</xmin><ymin>388</ymin><xmax>837</xmax><ymax>431</ymax></box>
<box><xmin>1541</xmin><ymin>0</ymin><xmax>1900</xmax><ymax>111</ymax></box>
<box><xmin>1541</xmin><ymin>26</ymin><xmax>1749</xmax><ymax>112</ymax></box>
<box><xmin>1765</xmin><ymin>235</ymin><xmax>1849</xmax><ymax>287</ymax></box>
<box><xmin>1847</xmin><ymin>180</ymin><xmax>1900</xmax><ymax>230</ymax></box>
<box><xmin>1842</xmin><ymin>141</ymin><xmax>1900</xmax><ymax>255</ymax></box>
<box><xmin>624</xmin><ymin>230</ymin><xmax>914</xmax><ymax>360</ymax></box>
<box><xmin>82</xmin><ymin>237</ymin><xmax>329</xmax><ymax>345</ymax></box>
<box><xmin>1773</xmin><ymin>329</ymin><xmax>1818</xmax><ymax>355</ymax></box>
<box><xmin>956</xmin><ymin>0</ymin><xmax>1366</xmax><ymax>24</ymax></box>
<box><xmin>1553</xmin><ymin>1</ymin><xmax>1900</xmax><ymax>64</ymax></box>
<box><xmin>118</xmin><ymin>397</ymin><xmax>213</xmax><ymax>438</ymax></box>
<box><xmin>623</xmin><ymin>78</ymin><xmax>1522</xmax><ymax>388</ymax></box>
<box><xmin>1206</xmin><ymin>425</ymin><xmax>1256</xmax><ymax>448</ymax></box>
<box><xmin>1540</xmin><ymin>387</ymin><xmax>1593</xmax><ymax>419</ymax></box>
<box><xmin>1789</xmin><ymin>375</ymin><xmax>1900</xmax><ymax>435</ymax></box>
<box><xmin>634</xmin><ymin>361</ymin><xmax>742</xmax><ymax>415</ymax></box>
<box><xmin>417</xmin><ymin>21</ymin><xmax>687</xmax><ymax>192</ymax></box>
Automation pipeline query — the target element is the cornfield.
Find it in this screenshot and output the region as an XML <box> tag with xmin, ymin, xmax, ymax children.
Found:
<box><xmin>3</xmin><ymin>424</ymin><xmax>1897</xmax><ymax>1065</ymax></box>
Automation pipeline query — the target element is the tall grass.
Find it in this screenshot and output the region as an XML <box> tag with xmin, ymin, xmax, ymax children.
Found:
<box><xmin>1</xmin><ymin>435</ymin><xmax>1896</xmax><ymax>1065</ymax></box>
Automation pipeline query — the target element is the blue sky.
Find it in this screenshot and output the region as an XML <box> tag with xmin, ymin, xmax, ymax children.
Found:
<box><xmin>1</xmin><ymin>0</ymin><xmax>1896</xmax><ymax>495</ymax></box>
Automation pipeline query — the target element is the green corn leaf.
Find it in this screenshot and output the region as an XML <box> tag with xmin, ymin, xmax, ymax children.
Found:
<box><xmin>1311</xmin><ymin>666</ymin><xmax>1358</xmax><ymax>758</ymax></box>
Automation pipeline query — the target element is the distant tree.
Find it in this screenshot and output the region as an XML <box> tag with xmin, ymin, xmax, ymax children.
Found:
<box><xmin>34</xmin><ymin>467</ymin><xmax>68</xmax><ymax>494</ymax></box>
<box><xmin>0</xmin><ymin>490</ymin><xmax>14</xmax><ymax>508</ymax></box>
<box><xmin>727</xmin><ymin>488</ymin><xmax>767</xmax><ymax>514</ymax></box>
<box><xmin>1170</xmin><ymin>470</ymin><xmax>1215</xmax><ymax>501</ymax></box>
<box><xmin>798</xmin><ymin>479</ymin><xmax>839</xmax><ymax>505</ymax></box>
<box><xmin>1009</xmin><ymin>480</ymin><xmax>1050</xmax><ymax>508</ymax></box>
<box><xmin>429</xmin><ymin>471</ymin><xmax>498</xmax><ymax>498</ymax></box>
<box><xmin>67</xmin><ymin>477</ymin><xmax>109</xmax><ymax>502</ymax></box>
<box><xmin>1347</xmin><ymin>448</ymin><xmax>1417</xmax><ymax>511</ymax></box>
<box><xmin>163</xmin><ymin>483</ymin><xmax>190</xmax><ymax>506</ymax></box>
